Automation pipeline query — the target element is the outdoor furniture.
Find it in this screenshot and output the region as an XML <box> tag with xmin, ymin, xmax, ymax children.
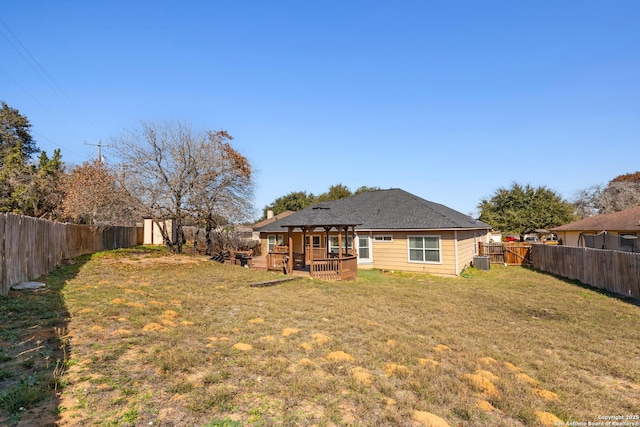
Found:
<box><xmin>234</xmin><ymin>251</ymin><xmax>252</xmax><ymax>267</ymax></box>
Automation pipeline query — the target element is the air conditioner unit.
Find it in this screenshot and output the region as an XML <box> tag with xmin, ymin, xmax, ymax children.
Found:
<box><xmin>473</xmin><ymin>256</ymin><xmax>491</xmax><ymax>271</ymax></box>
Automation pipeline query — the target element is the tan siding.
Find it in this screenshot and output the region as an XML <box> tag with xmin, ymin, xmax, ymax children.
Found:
<box><xmin>455</xmin><ymin>230</ymin><xmax>488</xmax><ymax>273</ymax></box>
<box><xmin>261</xmin><ymin>229</ymin><xmax>490</xmax><ymax>276</ymax></box>
<box><xmin>559</xmin><ymin>231</ymin><xmax>581</xmax><ymax>247</ymax></box>
<box><xmin>367</xmin><ymin>231</ymin><xmax>456</xmax><ymax>276</ymax></box>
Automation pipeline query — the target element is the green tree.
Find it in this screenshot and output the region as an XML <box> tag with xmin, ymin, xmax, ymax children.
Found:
<box><xmin>316</xmin><ymin>183</ymin><xmax>352</xmax><ymax>202</ymax></box>
<box><xmin>0</xmin><ymin>144</ymin><xmax>65</xmax><ymax>218</ymax></box>
<box><xmin>263</xmin><ymin>191</ymin><xmax>316</xmax><ymax>219</ymax></box>
<box><xmin>478</xmin><ymin>182</ymin><xmax>577</xmax><ymax>236</ymax></box>
<box><xmin>354</xmin><ymin>185</ymin><xmax>381</xmax><ymax>194</ymax></box>
<box><xmin>0</xmin><ymin>101</ymin><xmax>39</xmax><ymax>160</ymax></box>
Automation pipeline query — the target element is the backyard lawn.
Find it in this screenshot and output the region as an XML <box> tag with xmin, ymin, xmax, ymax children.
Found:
<box><xmin>1</xmin><ymin>247</ymin><xmax>639</xmax><ymax>426</ymax></box>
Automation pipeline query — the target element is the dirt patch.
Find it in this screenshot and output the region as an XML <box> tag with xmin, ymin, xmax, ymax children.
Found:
<box><xmin>535</xmin><ymin>411</ymin><xmax>563</xmax><ymax>426</ymax></box>
<box><xmin>476</xmin><ymin>399</ymin><xmax>496</xmax><ymax>412</ymax></box>
<box><xmin>351</xmin><ymin>367</ymin><xmax>373</xmax><ymax>384</ymax></box>
<box><xmin>515</xmin><ymin>372</ymin><xmax>538</xmax><ymax>385</ymax></box>
<box><xmin>412</xmin><ymin>410</ymin><xmax>451</xmax><ymax>427</ymax></box>
<box><xmin>281</xmin><ymin>327</ymin><xmax>300</xmax><ymax>337</ymax></box>
<box><xmin>463</xmin><ymin>373</ymin><xmax>499</xmax><ymax>397</ymax></box>
<box><xmin>142</xmin><ymin>323</ymin><xmax>167</xmax><ymax>332</ymax></box>
<box><xmin>298</xmin><ymin>358</ymin><xmax>317</xmax><ymax>368</ymax></box>
<box><xmin>298</xmin><ymin>342</ymin><xmax>313</xmax><ymax>351</ymax></box>
<box><xmin>233</xmin><ymin>343</ymin><xmax>252</xmax><ymax>351</ymax></box>
<box><xmin>325</xmin><ymin>351</ymin><xmax>355</xmax><ymax>363</ymax></box>
<box><xmin>384</xmin><ymin>363</ymin><xmax>410</xmax><ymax>377</ymax></box>
<box><xmin>312</xmin><ymin>333</ymin><xmax>331</xmax><ymax>345</ymax></box>
<box><xmin>533</xmin><ymin>388</ymin><xmax>560</xmax><ymax>401</ymax></box>
<box><xmin>162</xmin><ymin>310</ymin><xmax>180</xmax><ymax>319</ymax></box>
<box><xmin>418</xmin><ymin>358</ymin><xmax>439</xmax><ymax>368</ymax></box>
<box><xmin>433</xmin><ymin>344</ymin><xmax>450</xmax><ymax>352</ymax></box>
<box><xmin>479</xmin><ymin>356</ymin><xmax>497</xmax><ymax>365</ymax></box>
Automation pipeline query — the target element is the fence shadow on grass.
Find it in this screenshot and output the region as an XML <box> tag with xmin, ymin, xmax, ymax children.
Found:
<box><xmin>0</xmin><ymin>255</ymin><xmax>89</xmax><ymax>426</ymax></box>
<box><xmin>525</xmin><ymin>265</ymin><xmax>640</xmax><ymax>309</ymax></box>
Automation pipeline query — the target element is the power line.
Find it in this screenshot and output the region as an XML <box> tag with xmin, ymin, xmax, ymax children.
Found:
<box><xmin>0</xmin><ymin>18</ymin><xmax>98</xmax><ymax>161</ymax></box>
<box><xmin>0</xmin><ymin>18</ymin><xmax>99</xmax><ymax>130</ymax></box>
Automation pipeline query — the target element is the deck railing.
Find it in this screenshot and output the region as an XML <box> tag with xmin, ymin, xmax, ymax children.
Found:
<box><xmin>267</xmin><ymin>245</ymin><xmax>289</xmax><ymax>270</ymax></box>
<box><xmin>267</xmin><ymin>246</ymin><xmax>358</xmax><ymax>280</ymax></box>
<box><xmin>310</xmin><ymin>255</ymin><xmax>357</xmax><ymax>281</ymax></box>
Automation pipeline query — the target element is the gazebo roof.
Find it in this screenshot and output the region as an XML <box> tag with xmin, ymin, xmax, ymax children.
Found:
<box><xmin>276</xmin><ymin>203</ymin><xmax>362</xmax><ymax>229</ymax></box>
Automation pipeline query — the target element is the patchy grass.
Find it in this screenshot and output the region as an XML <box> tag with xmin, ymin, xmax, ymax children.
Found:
<box><xmin>1</xmin><ymin>248</ymin><xmax>639</xmax><ymax>426</ymax></box>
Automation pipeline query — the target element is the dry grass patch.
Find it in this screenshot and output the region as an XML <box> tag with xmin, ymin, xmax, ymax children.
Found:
<box><xmin>2</xmin><ymin>248</ymin><xmax>639</xmax><ymax>426</ymax></box>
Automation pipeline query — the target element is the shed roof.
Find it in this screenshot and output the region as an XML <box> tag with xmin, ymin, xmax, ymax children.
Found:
<box><xmin>552</xmin><ymin>205</ymin><xmax>640</xmax><ymax>232</ymax></box>
<box><xmin>257</xmin><ymin>188</ymin><xmax>491</xmax><ymax>232</ymax></box>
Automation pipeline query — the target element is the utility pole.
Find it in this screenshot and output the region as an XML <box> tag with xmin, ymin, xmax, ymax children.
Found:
<box><xmin>84</xmin><ymin>140</ymin><xmax>113</xmax><ymax>163</ymax></box>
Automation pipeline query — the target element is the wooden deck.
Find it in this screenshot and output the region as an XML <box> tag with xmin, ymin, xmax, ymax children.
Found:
<box><xmin>251</xmin><ymin>255</ymin><xmax>310</xmax><ymax>278</ymax></box>
<box><xmin>255</xmin><ymin>250</ymin><xmax>357</xmax><ymax>281</ymax></box>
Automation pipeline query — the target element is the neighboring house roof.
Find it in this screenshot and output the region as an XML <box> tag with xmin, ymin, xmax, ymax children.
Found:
<box><xmin>552</xmin><ymin>205</ymin><xmax>640</xmax><ymax>232</ymax></box>
<box><xmin>252</xmin><ymin>210</ymin><xmax>295</xmax><ymax>230</ymax></box>
<box><xmin>257</xmin><ymin>188</ymin><xmax>491</xmax><ymax>232</ymax></box>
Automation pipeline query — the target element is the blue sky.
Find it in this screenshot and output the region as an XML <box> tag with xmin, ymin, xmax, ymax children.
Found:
<box><xmin>2</xmin><ymin>1</ymin><xmax>639</xmax><ymax>219</ymax></box>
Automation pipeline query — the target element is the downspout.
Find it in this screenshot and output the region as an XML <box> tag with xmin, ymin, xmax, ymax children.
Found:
<box><xmin>454</xmin><ymin>230</ymin><xmax>459</xmax><ymax>276</ymax></box>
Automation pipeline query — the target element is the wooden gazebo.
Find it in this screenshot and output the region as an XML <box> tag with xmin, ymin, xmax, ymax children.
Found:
<box><xmin>271</xmin><ymin>203</ymin><xmax>362</xmax><ymax>281</ymax></box>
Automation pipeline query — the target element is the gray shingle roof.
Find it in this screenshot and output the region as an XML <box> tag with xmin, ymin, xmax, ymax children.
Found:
<box><xmin>257</xmin><ymin>188</ymin><xmax>491</xmax><ymax>232</ymax></box>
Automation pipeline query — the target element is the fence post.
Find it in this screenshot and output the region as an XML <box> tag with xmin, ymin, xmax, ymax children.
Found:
<box><xmin>0</xmin><ymin>214</ymin><xmax>6</xmax><ymax>296</ymax></box>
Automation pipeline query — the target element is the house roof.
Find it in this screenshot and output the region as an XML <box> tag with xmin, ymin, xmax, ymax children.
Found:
<box><xmin>257</xmin><ymin>188</ymin><xmax>491</xmax><ymax>232</ymax></box>
<box><xmin>251</xmin><ymin>210</ymin><xmax>295</xmax><ymax>230</ymax></box>
<box><xmin>552</xmin><ymin>205</ymin><xmax>640</xmax><ymax>232</ymax></box>
<box><xmin>276</xmin><ymin>203</ymin><xmax>363</xmax><ymax>228</ymax></box>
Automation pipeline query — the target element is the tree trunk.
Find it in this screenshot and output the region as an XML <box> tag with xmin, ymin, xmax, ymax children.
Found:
<box><xmin>205</xmin><ymin>216</ymin><xmax>213</xmax><ymax>256</ymax></box>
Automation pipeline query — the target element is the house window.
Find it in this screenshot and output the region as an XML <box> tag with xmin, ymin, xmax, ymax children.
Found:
<box><xmin>408</xmin><ymin>236</ymin><xmax>441</xmax><ymax>263</ymax></box>
<box><xmin>305</xmin><ymin>235</ymin><xmax>321</xmax><ymax>248</ymax></box>
<box><xmin>267</xmin><ymin>235</ymin><xmax>283</xmax><ymax>252</ymax></box>
<box><xmin>329</xmin><ymin>235</ymin><xmax>353</xmax><ymax>254</ymax></box>
<box><xmin>373</xmin><ymin>235</ymin><xmax>393</xmax><ymax>242</ymax></box>
<box><xmin>358</xmin><ymin>235</ymin><xmax>372</xmax><ymax>263</ymax></box>
<box><xmin>620</xmin><ymin>233</ymin><xmax>636</xmax><ymax>248</ymax></box>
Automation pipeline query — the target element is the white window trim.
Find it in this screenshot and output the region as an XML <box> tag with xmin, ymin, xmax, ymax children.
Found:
<box><xmin>407</xmin><ymin>235</ymin><xmax>442</xmax><ymax>264</ymax></box>
<box><xmin>268</xmin><ymin>234</ymin><xmax>283</xmax><ymax>252</ymax></box>
<box><xmin>373</xmin><ymin>235</ymin><xmax>393</xmax><ymax>242</ymax></box>
<box><xmin>357</xmin><ymin>234</ymin><xmax>373</xmax><ymax>264</ymax></box>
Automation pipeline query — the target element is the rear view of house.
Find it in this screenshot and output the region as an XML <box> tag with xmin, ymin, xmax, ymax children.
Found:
<box><xmin>256</xmin><ymin>189</ymin><xmax>492</xmax><ymax>277</ymax></box>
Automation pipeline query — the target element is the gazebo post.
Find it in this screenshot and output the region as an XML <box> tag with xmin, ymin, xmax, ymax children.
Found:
<box><xmin>324</xmin><ymin>226</ymin><xmax>332</xmax><ymax>258</ymax></box>
<box><xmin>302</xmin><ymin>227</ymin><xmax>307</xmax><ymax>268</ymax></box>
<box><xmin>351</xmin><ymin>226</ymin><xmax>357</xmax><ymax>257</ymax></box>
<box><xmin>287</xmin><ymin>227</ymin><xmax>294</xmax><ymax>274</ymax></box>
<box><xmin>308</xmin><ymin>227</ymin><xmax>313</xmax><ymax>263</ymax></box>
<box><xmin>338</xmin><ymin>229</ymin><xmax>343</xmax><ymax>259</ymax></box>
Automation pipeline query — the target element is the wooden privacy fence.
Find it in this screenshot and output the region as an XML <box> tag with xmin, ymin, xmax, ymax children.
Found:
<box><xmin>532</xmin><ymin>244</ymin><xmax>640</xmax><ymax>300</ymax></box>
<box><xmin>479</xmin><ymin>242</ymin><xmax>532</xmax><ymax>266</ymax></box>
<box><xmin>0</xmin><ymin>213</ymin><xmax>141</xmax><ymax>296</ymax></box>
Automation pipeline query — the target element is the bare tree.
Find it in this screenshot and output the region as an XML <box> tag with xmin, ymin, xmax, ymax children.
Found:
<box><xmin>187</xmin><ymin>130</ymin><xmax>253</xmax><ymax>254</ymax></box>
<box><xmin>574</xmin><ymin>181</ymin><xmax>640</xmax><ymax>218</ymax></box>
<box><xmin>116</xmin><ymin>121</ymin><xmax>254</xmax><ymax>253</ymax></box>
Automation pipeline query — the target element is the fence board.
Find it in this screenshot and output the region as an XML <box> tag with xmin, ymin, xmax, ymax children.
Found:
<box><xmin>0</xmin><ymin>213</ymin><xmax>142</xmax><ymax>295</ymax></box>
<box><xmin>532</xmin><ymin>244</ymin><xmax>640</xmax><ymax>300</ymax></box>
<box><xmin>479</xmin><ymin>243</ymin><xmax>532</xmax><ymax>265</ymax></box>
